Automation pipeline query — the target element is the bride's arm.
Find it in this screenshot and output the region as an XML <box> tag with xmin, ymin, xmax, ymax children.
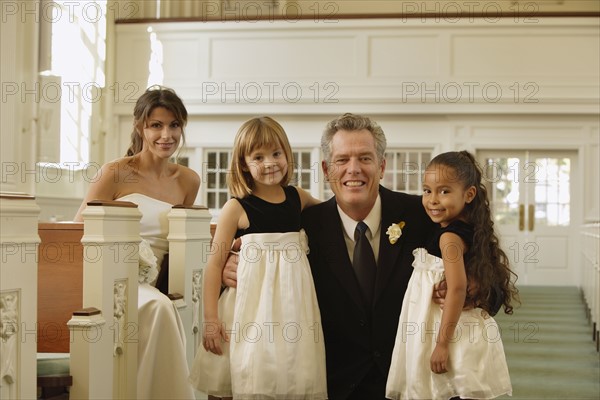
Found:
<box><xmin>179</xmin><ymin>166</ymin><xmax>201</xmax><ymax>206</ymax></box>
<box><xmin>74</xmin><ymin>161</ymin><xmax>122</xmax><ymax>222</ymax></box>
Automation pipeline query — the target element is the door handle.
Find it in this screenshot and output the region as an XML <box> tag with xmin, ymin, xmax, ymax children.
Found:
<box><xmin>528</xmin><ymin>204</ymin><xmax>534</xmax><ymax>231</ymax></box>
<box><xmin>519</xmin><ymin>204</ymin><xmax>525</xmax><ymax>231</ymax></box>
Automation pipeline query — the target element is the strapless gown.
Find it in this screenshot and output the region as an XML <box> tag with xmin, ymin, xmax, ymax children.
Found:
<box><xmin>116</xmin><ymin>193</ymin><xmax>195</xmax><ymax>399</ymax></box>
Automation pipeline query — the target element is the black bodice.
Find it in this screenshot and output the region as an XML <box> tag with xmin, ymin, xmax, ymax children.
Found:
<box><xmin>426</xmin><ymin>220</ymin><xmax>474</xmax><ymax>263</ymax></box>
<box><xmin>234</xmin><ymin>186</ymin><xmax>301</xmax><ymax>237</ymax></box>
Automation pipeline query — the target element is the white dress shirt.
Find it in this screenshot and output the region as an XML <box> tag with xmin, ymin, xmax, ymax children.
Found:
<box><xmin>337</xmin><ymin>195</ymin><xmax>382</xmax><ymax>264</ymax></box>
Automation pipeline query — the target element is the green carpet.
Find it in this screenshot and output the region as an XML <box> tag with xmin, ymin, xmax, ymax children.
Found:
<box><xmin>495</xmin><ymin>286</ymin><xmax>600</xmax><ymax>399</ymax></box>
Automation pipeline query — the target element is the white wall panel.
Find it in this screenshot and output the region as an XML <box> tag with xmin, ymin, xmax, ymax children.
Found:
<box><xmin>368</xmin><ymin>35</ymin><xmax>441</xmax><ymax>77</ymax></box>
<box><xmin>536</xmin><ymin>236</ymin><xmax>569</xmax><ymax>269</ymax></box>
<box><xmin>451</xmin><ymin>34</ymin><xmax>600</xmax><ymax>79</ymax></box>
<box><xmin>114</xmin><ymin>19</ymin><xmax>600</xmax><ymax>115</ymax></box>
<box><xmin>210</xmin><ymin>36</ymin><xmax>357</xmax><ymax>79</ymax></box>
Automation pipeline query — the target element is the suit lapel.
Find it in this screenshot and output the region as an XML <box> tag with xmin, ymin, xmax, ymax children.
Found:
<box><xmin>320</xmin><ymin>198</ymin><xmax>368</xmax><ymax>316</ymax></box>
<box><xmin>374</xmin><ymin>187</ymin><xmax>405</xmax><ymax>306</ymax></box>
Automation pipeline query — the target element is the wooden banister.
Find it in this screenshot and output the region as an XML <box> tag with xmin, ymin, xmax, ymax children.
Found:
<box><xmin>86</xmin><ymin>199</ymin><xmax>137</xmax><ymax>208</ymax></box>
<box><xmin>172</xmin><ymin>204</ymin><xmax>209</xmax><ymax>210</ymax></box>
<box><xmin>0</xmin><ymin>192</ymin><xmax>35</xmax><ymax>200</ymax></box>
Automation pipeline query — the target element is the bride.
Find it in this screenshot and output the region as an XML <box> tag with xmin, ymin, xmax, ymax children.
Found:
<box><xmin>75</xmin><ymin>85</ymin><xmax>200</xmax><ymax>399</ymax></box>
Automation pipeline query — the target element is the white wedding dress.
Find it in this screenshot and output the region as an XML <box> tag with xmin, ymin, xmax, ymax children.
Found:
<box><xmin>117</xmin><ymin>193</ymin><xmax>195</xmax><ymax>400</ymax></box>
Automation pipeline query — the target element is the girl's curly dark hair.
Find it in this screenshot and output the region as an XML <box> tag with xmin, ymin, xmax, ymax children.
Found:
<box><xmin>429</xmin><ymin>151</ymin><xmax>519</xmax><ymax>315</ymax></box>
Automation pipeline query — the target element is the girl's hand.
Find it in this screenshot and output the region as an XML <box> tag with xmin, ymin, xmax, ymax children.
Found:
<box><xmin>202</xmin><ymin>318</ymin><xmax>229</xmax><ymax>355</ymax></box>
<box><xmin>430</xmin><ymin>343</ymin><xmax>449</xmax><ymax>374</ymax></box>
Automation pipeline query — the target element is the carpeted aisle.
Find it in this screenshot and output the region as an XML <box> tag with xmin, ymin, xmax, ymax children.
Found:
<box><xmin>495</xmin><ymin>286</ymin><xmax>600</xmax><ymax>399</ymax></box>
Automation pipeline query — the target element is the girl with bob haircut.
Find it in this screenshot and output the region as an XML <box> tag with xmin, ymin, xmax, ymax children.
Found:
<box><xmin>227</xmin><ymin>115</ymin><xmax>295</xmax><ymax>198</ymax></box>
<box><xmin>189</xmin><ymin>116</ymin><xmax>327</xmax><ymax>400</ymax></box>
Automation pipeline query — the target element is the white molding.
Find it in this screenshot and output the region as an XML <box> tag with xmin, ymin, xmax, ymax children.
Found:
<box><xmin>114</xmin><ymin>17</ymin><xmax>600</xmax><ymax>115</ymax></box>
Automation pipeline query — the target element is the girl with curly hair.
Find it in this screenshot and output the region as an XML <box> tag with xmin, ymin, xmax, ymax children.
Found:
<box><xmin>386</xmin><ymin>150</ymin><xmax>519</xmax><ymax>400</ymax></box>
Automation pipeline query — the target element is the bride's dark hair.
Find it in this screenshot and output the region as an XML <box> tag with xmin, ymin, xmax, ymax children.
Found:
<box><xmin>126</xmin><ymin>85</ymin><xmax>188</xmax><ymax>157</ymax></box>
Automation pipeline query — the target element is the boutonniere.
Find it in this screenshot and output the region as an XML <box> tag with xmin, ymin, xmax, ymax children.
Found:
<box><xmin>386</xmin><ymin>221</ymin><xmax>405</xmax><ymax>244</ymax></box>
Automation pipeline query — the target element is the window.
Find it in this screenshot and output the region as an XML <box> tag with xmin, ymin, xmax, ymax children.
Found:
<box><xmin>45</xmin><ymin>0</ymin><xmax>107</xmax><ymax>164</ymax></box>
<box><xmin>383</xmin><ymin>150</ymin><xmax>432</xmax><ymax>195</ymax></box>
<box><xmin>203</xmin><ymin>148</ymin><xmax>432</xmax><ymax>212</ymax></box>
<box><xmin>203</xmin><ymin>148</ymin><xmax>320</xmax><ymax>212</ymax></box>
<box><xmin>291</xmin><ymin>150</ymin><xmax>314</xmax><ymax>188</ymax></box>
<box><xmin>204</xmin><ymin>150</ymin><xmax>232</xmax><ymax>210</ymax></box>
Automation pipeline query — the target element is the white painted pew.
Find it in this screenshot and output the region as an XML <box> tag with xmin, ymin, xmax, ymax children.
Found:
<box><xmin>167</xmin><ymin>205</ymin><xmax>213</xmax><ymax>368</ymax></box>
<box><xmin>1</xmin><ymin>196</ymin><xmax>212</xmax><ymax>399</ymax></box>
<box><xmin>67</xmin><ymin>201</ymin><xmax>212</xmax><ymax>399</ymax></box>
<box><xmin>68</xmin><ymin>200</ymin><xmax>142</xmax><ymax>399</ymax></box>
<box><xmin>0</xmin><ymin>193</ymin><xmax>41</xmax><ymax>400</ymax></box>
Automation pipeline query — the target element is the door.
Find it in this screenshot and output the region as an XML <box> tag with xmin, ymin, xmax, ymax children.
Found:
<box><xmin>478</xmin><ymin>150</ymin><xmax>577</xmax><ymax>286</ymax></box>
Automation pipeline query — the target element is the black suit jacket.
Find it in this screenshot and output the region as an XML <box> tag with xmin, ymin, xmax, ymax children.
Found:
<box><xmin>302</xmin><ymin>186</ymin><xmax>434</xmax><ymax>400</ymax></box>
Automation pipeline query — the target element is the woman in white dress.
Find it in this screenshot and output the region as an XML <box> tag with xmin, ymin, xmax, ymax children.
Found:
<box><xmin>75</xmin><ymin>85</ymin><xmax>200</xmax><ymax>399</ymax></box>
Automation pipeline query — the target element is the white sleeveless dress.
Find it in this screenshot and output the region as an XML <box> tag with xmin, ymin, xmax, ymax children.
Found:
<box><xmin>116</xmin><ymin>193</ymin><xmax>195</xmax><ymax>400</ymax></box>
<box><xmin>189</xmin><ymin>233</ymin><xmax>327</xmax><ymax>399</ymax></box>
<box><xmin>386</xmin><ymin>248</ymin><xmax>512</xmax><ymax>400</ymax></box>
<box><xmin>189</xmin><ymin>188</ymin><xmax>327</xmax><ymax>399</ymax></box>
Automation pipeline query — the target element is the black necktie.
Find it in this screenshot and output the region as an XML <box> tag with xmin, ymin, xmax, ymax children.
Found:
<box><xmin>353</xmin><ymin>221</ymin><xmax>376</xmax><ymax>305</ymax></box>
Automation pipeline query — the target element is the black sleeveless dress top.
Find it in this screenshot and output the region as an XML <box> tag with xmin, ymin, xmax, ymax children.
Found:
<box><xmin>425</xmin><ymin>219</ymin><xmax>474</xmax><ymax>263</ymax></box>
<box><xmin>234</xmin><ymin>186</ymin><xmax>301</xmax><ymax>238</ymax></box>
<box><xmin>426</xmin><ymin>219</ymin><xmax>504</xmax><ymax>316</ymax></box>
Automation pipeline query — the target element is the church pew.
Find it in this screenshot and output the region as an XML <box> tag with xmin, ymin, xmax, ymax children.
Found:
<box><xmin>1</xmin><ymin>196</ymin><xmax>213</xmax><ymax>399</ymax></box>
<box><xmin>1</xmin><ymin>193</ymin><xmax>41</xmax><ymax>400</ymax></box>
<box><xmin>64</xmin><ymin>201</ymin><xmax>212</xmax><ymax>399</ymax></box>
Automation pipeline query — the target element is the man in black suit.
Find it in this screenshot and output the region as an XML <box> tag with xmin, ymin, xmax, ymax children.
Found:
<box><xmin>223</xmin><ymin>113</ymin><xmax>434</xmax><ymax>399</ymax></box>
<box><xmin>301</xmin><ymin>113</ymin><xmax>434</xmax><ymax>399</ymax></box>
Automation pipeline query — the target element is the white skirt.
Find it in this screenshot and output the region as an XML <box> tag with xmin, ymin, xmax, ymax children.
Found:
<box><xmin>386</xmin><ymin>248</ymin><xmax>512</xmax><ymax>400</ymax></box>
<box><xmin>138</xmin><ymin>283</ymin><xmax>196</xmax><ymax>399</ymax></box>
<box><xmin>190</xmin><ymin>231</ymin><xmax>328</xmax><ymax>399</ymax></box>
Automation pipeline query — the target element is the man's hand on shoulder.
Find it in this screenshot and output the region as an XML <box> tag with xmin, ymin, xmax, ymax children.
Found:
<box><xmin>432</xmin><ymin>279</ymin><xmax>477</xmax><ymax>310</ymax></box>
<box><xmin>222</xmin><ymin>237</ymin><xmax>241</xmax><ymax>288</ymax></box>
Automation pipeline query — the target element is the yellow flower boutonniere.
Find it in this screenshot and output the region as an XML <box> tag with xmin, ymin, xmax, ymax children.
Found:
<box><xmin>386</xmin><ymin>221</ymin><xmax>405</xmax><ymax>244</ymax></box>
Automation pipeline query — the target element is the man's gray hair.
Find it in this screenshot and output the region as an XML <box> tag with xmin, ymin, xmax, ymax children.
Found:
<box><xmin>321</xmin><ymin>113</ymin><xmax>387</xmax><ymax>163</ymax></box>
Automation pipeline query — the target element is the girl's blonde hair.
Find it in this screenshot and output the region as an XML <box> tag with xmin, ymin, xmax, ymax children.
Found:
<box><xmin>227</xmin><ymin>117</ymin><xmax>294</xmax><ymax>198</ymax></box>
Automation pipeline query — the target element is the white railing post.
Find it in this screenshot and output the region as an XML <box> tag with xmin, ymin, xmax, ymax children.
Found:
<box><xmin>167</xmin><ymin>205</ymin><xmax>213</xmax><ymax>366</ymax></box>
<box><xmin>581</xmin><ymin>222</ymin><xmax>600</xmax><ymax>351</ymax></box>
<box><xmin>0</xmin><ymin>193</ymin><xmax>40</xmax><ymax>400</ymax></box>
<box><xmin>68</xmin><ymin>201</ymin><xmax>141</xmax><ymax>399</ymax></box>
